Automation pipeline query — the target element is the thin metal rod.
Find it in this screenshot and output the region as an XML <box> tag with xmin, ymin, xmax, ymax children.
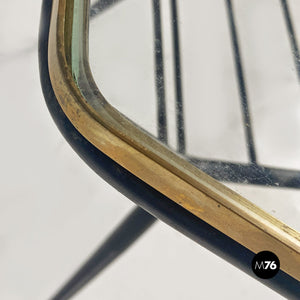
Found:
<box><xmin>90</xmin><ymin>0</ymin><xmax>124</xmax><ymax>18</ymax></box>
<box><xmin>225</xmin><ymin>0</ymin><xmax>257</xmax><ymax>164</ymax></box>
<box><xmin>153</xmin><ymin>0</ymin><xmax>168</xmax><ymax>143</ymax></box>
<box><xmin>171</xmin><ymin>0</ymin><xmax>186</xmax><ymax>154</ymax></box>
<box><xmin>188</xmin><ymin>156</ymin><xmax>300</xmax><ymax>188</ymax></box>
<box><xmin>50</xmin><ymin>207</ymin><xmax>156</xmax><ymax>300</ymax></box>
<box><xmin>280</xmin><ymin>0</ymin><xmax>300</xmax><ymax>82</ymax></box>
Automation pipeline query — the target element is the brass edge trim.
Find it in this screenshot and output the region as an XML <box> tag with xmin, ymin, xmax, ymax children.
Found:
<box><xmin>48</xmin><ymin>0</ymin><xmax>300</xmax><ymax>280</ymax></box>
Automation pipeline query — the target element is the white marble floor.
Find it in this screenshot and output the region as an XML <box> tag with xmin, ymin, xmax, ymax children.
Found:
<box><xmin>0</xmin><ymin>1</ymin><xmax>295</xmax><ymax>299</ymax></box>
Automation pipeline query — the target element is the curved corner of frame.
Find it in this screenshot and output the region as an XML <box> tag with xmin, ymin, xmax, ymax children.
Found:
<box><xmin>47</xmin><ymin>0</ymin><xmax>300</xmax><ymax>282</ymax></box>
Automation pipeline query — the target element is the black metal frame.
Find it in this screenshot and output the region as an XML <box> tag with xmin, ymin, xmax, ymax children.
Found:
<box><xmin>39</xmin><ymin>0</ymin><xmax>300</xmax><ymax>299</ymax></box>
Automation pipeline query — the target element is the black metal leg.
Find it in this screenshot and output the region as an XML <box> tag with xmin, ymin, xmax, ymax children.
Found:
<box><xmin>50</xmin><ymin>207</ymin><xmax>156</xmax><ymax>300</ymax></box>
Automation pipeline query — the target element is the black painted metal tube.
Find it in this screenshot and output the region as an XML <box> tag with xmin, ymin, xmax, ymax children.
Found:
<box><xmin>50</xmin><ymin>207</ymin><xmax>155</xmax><ymax>300</ymax></box>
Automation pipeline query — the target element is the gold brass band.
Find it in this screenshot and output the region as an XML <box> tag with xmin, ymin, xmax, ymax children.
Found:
<box><xmin>48</xmin><ymin>0</ymin><xmax>300</xmax><ymax>280</ymax></box>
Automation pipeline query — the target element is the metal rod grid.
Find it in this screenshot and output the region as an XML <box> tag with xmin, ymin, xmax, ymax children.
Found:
<box><xmin>91</xmin><ymin>0</ymin><xmax>300</xmax><ymax>189</ymax></box>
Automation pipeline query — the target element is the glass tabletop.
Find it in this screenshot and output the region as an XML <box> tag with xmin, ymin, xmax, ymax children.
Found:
<box><xmin>87</xmin><ymin>0</ymin><xmax>300</xmax><ymax>232</ymax></box>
